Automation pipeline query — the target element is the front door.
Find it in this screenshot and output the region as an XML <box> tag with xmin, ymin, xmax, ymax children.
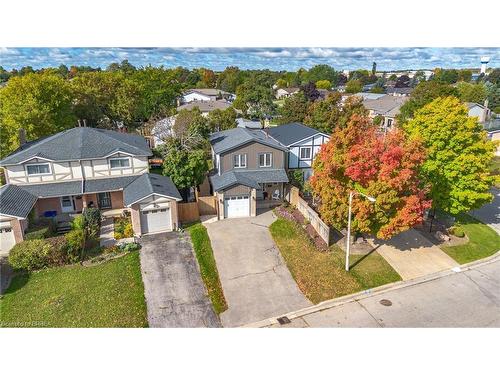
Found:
<box><xmin>97</xmin><ymin>192</ymin><xmax>112</xmax><ymax>209</ymax></box>
<box><xmin>61</xmin><ymin>196</ymin><xmax>75</xmax><ymax>213</ymax></box>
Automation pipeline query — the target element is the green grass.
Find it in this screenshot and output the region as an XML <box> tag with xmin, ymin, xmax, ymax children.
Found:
<box><xmin>441</xmin><ymin>214</ymin><xmax>500</xmax><ymax>264</ymax></box>
<box><xmin>269</xmin><ymin>217</ymin><xmax>401</xmax><ymax>304</ymax></box>
<box><xmin>0</xmin><ymin>252</ymin><xmax>147</xmax><ymax>327</ymax></box>
<box><xmin>185</xmin><ymin>222</ymin><xmax>228</xmax><ymax>314</ymax></box>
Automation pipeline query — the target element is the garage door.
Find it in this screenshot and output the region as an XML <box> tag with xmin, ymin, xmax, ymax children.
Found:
<box><xmin>224</xmin><ymin>195</ymin><xmax>250</xmax><ymax>218</ymax></box>
<box><xmin>140</xmin><ymin>207</ymin><xmax>171</xmax><ymax>234</ymax></box>
<box><xmin>0</xmin><ymin>226</ymin><xmax>16</xmax><ymax>254</ymax></box>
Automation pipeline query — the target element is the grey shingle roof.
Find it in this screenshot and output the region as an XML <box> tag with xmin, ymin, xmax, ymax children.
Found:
<box><xmin>0</xmin><ymin>127</ymin><xmax>152</xmax><ymax>165</ymax></box>
<box><xmin>267</xmin><ymin>123</ymin><xmax>326</xmax><ymax>146</ymax></box>
<box><xmin>210</xmin><ymin>169</ymin><xmax>288</xmax><ymax>192</ymax></box>
<box><xmin>84</xmin><ymin>175</ymin><xmax>139</xmax><ymax>194</ymax></box>
<box><xmin>0</xmin><ymin>184</ymin><xmax>38</xmax><ymax>218</ymax></box>
<box><xmin>210</xmin><ymin>127</ymin><xmax>287</xmax><ymax>154</ymax></box>
<box><xmin>21</xmin><ymin>181</ymin><xmax>82</xmax><ymax>197</ymax></box>
<box><xmin>363</xmin><ymin>95</ymin><xmax>409</xmax><ymax>117</ymax></box>
<box><xmin>177</xmin><ymin>100</ymin><xmax>234</xmax><ymax>113</ymax></box>
<box><xmin>123</xmin><ymin>173</ymin><xmax>182</xmax><ymax>206</ymax></box>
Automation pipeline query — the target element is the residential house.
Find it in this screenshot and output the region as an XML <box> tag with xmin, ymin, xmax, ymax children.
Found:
<box><xmin>0</xmin><ymin>127</ymin><xmax>182</xmax><ymax>254</ymax></box>
<box><xmin>467</xmin><ymin>102</ymin><xmax>492</xmax><ymax>124</ymax></box>
<box><xmin>180</xmin><ymin>88</ymin><xmax>234</xmax><ymax>104</ymax></box>
<box><xmin>209</xmin><ymin>127</ymin><xmax>289</xmax><ymax>219</ymax></box>
<box><xmin>275</xmin><ymin>87</ymin><xmax>300</xmax><ymax>99</ymax></box>
<box><xmin>362</xmin><ymin>95</ymin><xmax>409</xmax><ymax>132</ymax></box>
<box><xmin>236</xmin><ymin>118</ymin><xmax>263</xmax><ymax>130</ymax></box>
<box><xmin>386</xmin><ymin>87</ymin><xmax>414</xmax><ymax>96</ymax></box>
<box><xmin>267</xmin><ymin>122</ymin><xmax>330</xmax><ymax>181</ymax></box>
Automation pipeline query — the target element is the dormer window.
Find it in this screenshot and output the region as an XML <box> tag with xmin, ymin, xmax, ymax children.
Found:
<box><xmin>26</xmin><ymin>163</ymin><xmax>51</xmax><ymax>175</ymax></box>
<box><xmin>109</xmin><ymin>157</ymin><xmax>130</xmax><ymax>169</ymax></box>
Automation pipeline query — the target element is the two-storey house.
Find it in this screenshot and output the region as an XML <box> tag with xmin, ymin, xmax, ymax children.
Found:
<box><xmin>209</xmin><ymin>127</ymin><xmax>289</xmax><ymax>219</ymax></box>
<box><xmin>0</xmin><ymin>127</ymin><xmax>182</xmax><ymax>254</ymax></box>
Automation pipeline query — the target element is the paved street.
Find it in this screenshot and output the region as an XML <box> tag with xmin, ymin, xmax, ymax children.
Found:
<box><xmin>252</xmin><ymin>255</ymin><xmax>500</xmax><ymax>328</ymax></box>
<box><xmin>139</xmin><ymin>232</ymin><xmax>220</xmax><ymax>328</ymax></box>
<box><xmin>471</xmin><ymin>188</ymin><xmax>500</xmax><ymax>235</ymax></box>
<box><xmin>204</xmin><ymin>210</ymin><xmax>312</xmax><ymax>327</ymax></box>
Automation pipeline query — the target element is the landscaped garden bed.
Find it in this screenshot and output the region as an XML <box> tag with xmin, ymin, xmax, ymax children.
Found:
<box><xmin>114</xmin><ymin>215</ymin><xmax>133</xmax><ymax>240</ymax></box>
<box><xmin>269</xmin><ymin>214</ymin><xmax>401</xmax><ymax>304</ymax></box>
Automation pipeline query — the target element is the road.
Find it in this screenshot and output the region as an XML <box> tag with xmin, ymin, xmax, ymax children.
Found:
<box><xmin>252</xmin><ymin>255</ymin><xmax>500</xmax><ymax>328</ymax></box>
<box><xmin>471</xmin><ymin>188</ymin><xmax>500</xmax><ymax>235</ymax></box>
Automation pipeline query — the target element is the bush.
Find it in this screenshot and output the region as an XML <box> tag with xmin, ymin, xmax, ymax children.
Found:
<box><xmin>24</xmin><ymin>227</ymin><xmax>52</xmax><ymax>240</ymax></box>
<box><xmin>118</xmin><ymin>242</ymin><xmax>141</xmax><ymax>252</ymax></box>
<box><xmin>114</xmin><ymin>217</ymin><xmax>133</xmax><ymax>239</ymax></box>
<box><xmin>450</xmin><ymin>226</ymin><xmax>465</xmax><ymax>238</ymax></box>
<box><xmin>8</xmin><ymin>239</ymin><xmax>52</xmax><ymax>271</ymax></box>
<box><xmin>24</xmin><ymin>218</ymin><xmax>56</xmax><ymax>240</ymax></box>
<box><xmin>65</xmin><ymin>228</ymin><xmax>85</xmax><ymax>262</ymax></box>
<box><xmin>45</xmin><ymin>236</ymin><xmax>70</xmax><ymax>266</ymax></box>
<box><xmin>83</xmin><ymin>208</ymin><xmax>102</xmax><ymax>238</ymax></box>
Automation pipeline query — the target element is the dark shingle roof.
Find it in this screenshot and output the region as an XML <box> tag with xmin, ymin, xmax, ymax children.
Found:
<box><xmin>267</xmin><ymin>123</ymin><xmax>326</xmax><ymax>146</ymax></box>
<box><xmin>210</xmin><ymin>169</ymin><xmax>288</xmax><ymax>192</ymax></box>
<box><xmin>21</xmin><ymin>181</ymin><xmax>82</xmax><ymax>197</ymax></box>
<box><xmin>123</xmin><ymin>173</ymin><xmax>182</xmax><ymax>206</ymax></box>
<box><xmin>0</xmin><ymin>127</ymin><xmax>152</xmax><ymax>165</ymax></box>
<box><xmin>84</xmin><ymin>175</ymin><xmax>139</xmax><ymax>194</ymax></box>
<box><xmin>0</xmin><ymin>185</ymin><xmax>38</xmax><ymax>218</ymax></box>
<box><xmin>210</xmin><ymin>127</ymin><xmax>287</xmax><ymax>154</ymax></box>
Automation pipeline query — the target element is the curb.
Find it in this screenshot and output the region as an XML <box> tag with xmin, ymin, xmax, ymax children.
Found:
<box><xmin>242</xmin><ymin>250</ymin><xmax>500</xmax><ymax>328</ymax></box>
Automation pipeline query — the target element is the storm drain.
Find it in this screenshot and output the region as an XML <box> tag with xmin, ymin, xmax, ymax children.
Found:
<box><xmin>277</xmin><ymin>316</ymin><xmax>291</xmax><ymax>325</ymax></box>
<box><xmin>379</xmin><ymin>299</ymin><xmax>393</xmax><ymax>306</ymax></box>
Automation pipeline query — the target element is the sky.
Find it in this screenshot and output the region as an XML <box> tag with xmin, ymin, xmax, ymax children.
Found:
<box><xmin>0</xmin><ymin>47</ymin><xmax>499</xmax><ymax>72</ymax></box>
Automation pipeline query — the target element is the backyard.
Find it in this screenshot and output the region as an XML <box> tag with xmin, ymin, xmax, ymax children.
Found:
<box><xmin>0</xmin><ymin>252</ymin><xmax>147</xmax><ymax>327</ymax></box>
<box><xmin>269</xmin><ymin>216</ymin><xmax>401</xmax><ymax>304</ymax></box>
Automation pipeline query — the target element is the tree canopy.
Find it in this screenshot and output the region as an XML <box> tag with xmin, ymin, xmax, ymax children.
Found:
<box><xmin>457</xmin><ymin>82</ymin><xmax>488</xmax><ymax>104</ymax></box>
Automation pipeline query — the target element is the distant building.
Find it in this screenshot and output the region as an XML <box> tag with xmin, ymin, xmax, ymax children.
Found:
<box><xmin>386</xmin><ymin>87</ymin><xmax>414</xmax><ymax>97</ymax></box>
<box><xmin>177</xmin><ymin>100</ymin><xmax>237</xmax><ymax>115</ymax></box>
<box><xmin>362</xmin><ymin>95</ymin><xmax>409</xmax><ymax>132</ymax></box>
<box><xmin>180</xmin><ymin>88</ymin><xmax>235</xmax><ymax>104</ymax></box>
<box><xmin>236</xmin><ymin>118</ymin><xmax>263</xmax><ymax>130</ymax></box>
<box><xmin>467</xmin><ymin>102</ymin><xmax>491</xmax><ymax>124</ymax></box>
<box><xmin>275</xmin><ymin>87</ymin><xmax>300</xmax><ymax>99</ymax></box>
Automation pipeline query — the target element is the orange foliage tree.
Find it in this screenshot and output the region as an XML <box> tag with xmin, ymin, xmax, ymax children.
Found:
<box><xmin>310</xmin><ymin>115</ymin><xmax>431</xmax><ymax>240</ymax></box>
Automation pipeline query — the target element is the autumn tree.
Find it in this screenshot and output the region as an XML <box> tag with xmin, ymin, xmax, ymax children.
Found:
<box><xmin>311</xmin><ymin>115</ymin><xmax>431</xmax><ymax>239</ymax></box>
<box><xmin>278</xmin><ymin>92</ymin><xmax>309</xmax><ymax>124</ymax></box>
<box><xmin>404</xmin><ymin>97</ymin><xmax>496</xmax><ymax>215</ymax></box>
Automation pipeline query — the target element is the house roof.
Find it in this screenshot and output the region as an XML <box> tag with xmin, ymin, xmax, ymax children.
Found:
<box><xmin>386</xmin><ymin>87</ymin><xmax>414</xmax><ymax>95</ymax></box>
<box><xmin>466</xmin><ymin>102</ymin><xmax>486</xmax><ymax>110</ymax></box>
<box><xmin>267</xmin><ymin>122</ymin><xmax>327</xmax><ymax>146</ymax></box>
<box><xmin>278</xmin><ymin>87</ymin><xmax>300</xmax><ymax>94</ymax></box>
<box><xmin>0</xmin><ymin>127</ymin><xmax>152</xmax><ymax>166</ymax></box>
<box><xmin>209</xmin><ymin>127</ymin><xmax>287</xmax><ymax>154</ymax></box>
<box><xmin>123</xmin><ymin>173</ymin><xmax>182</xmax><ymax>206</ymax></box>
<box><xmin>210</xmin><ymin>169</ymin><xmax>289</xmax><ymax>192</ymax></box>
<box><xmin>236</xmin><ymin>118</ymin><xmax>262</xmax><ymax>129</ymax></box>
<box><xmin>177</xmin><ymin>100</ymin><xmax>234</xmax><ymax>113</ymax></box>
<box><xmin>184</xmin><ymin>88</ymin><xmax>231</xmax><ymax>97</ymax></box>
<box><xmin>353</xmin><ymin>92</ymin><xmax>386</xmax><ymax>101</ymax></box>
<box><xmin>363</xmin><ymin>95</ymin><xmax>409</xmax><ymax>117</ymax></box>
<box><xmin>0</xmin><ymin>184</ymin><xmax>38</xmax><ymax>219</ymax></box>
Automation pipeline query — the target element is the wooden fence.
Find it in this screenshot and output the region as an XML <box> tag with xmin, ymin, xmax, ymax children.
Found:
<box><xmin>178</xmin><ymin>202</ymin><xmax>200</xmax><ymax>223</ymax></box>
<box><xmin>197</xmin><ymin>196</ymin><xmax>217</xmax><ymax>216</ymax></box>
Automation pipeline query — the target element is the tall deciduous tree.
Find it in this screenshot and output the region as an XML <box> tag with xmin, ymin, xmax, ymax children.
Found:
<box><xmin>305</xmin><ymin>65</ymin><xmax>339</xmax><ymax>85</ymax></box>
<box><xmin>207</xmin><ymin>107</ymin><xmax>237</xmax><ymax>132</ymax></box>
<box><xmin>345</xmin><ymin>79</ymin><xmax>362</xmax><ymax>93</ymax></box>
<box><xmin>278</xmin><ymin>92</ymin><xmax>309</xmax><ymax>124</ymax></box>
<box><xmin>457</xmin><ymin>82</ymin><xmax>487</xmax><ymax>103</ymax></box>
<box><xmin>403</xmin><ymin>97</ymin><xmax>496</xmax><ymax>215</ymax></box>
<box><xmin>0</xmin><ymin>72</ymin><xmax>76</xmax><ymax>157</ymax></box>
<box><xmin>311</xmin><ymin>115</ymin><xmax>431</xmax><ymax>239</ymax></box>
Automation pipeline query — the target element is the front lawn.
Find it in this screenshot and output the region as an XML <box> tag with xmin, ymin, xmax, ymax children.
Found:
<box><xmin>185</xmin><ymin>222</ymin><xmax>227</xmax><ymax>314</ymax></box>
<box><xmin>441</xmin><ymin>214</ymin><xmax>500</xmax><ymax>264</ymax></box>
<box><xmin>269</xmin><ymin>217</ymin><xmax>401</xmax><ymax>304</ymax></box>
<box><xmin>0</xmin><ymin>252</ymin><xmax>147</xmax><ymax>327</ymax></box>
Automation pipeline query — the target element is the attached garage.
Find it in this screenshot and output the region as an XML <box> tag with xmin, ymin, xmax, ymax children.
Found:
<box><xmin>224</xmin><ymin>195</ymin><xmax>250</xmax><ymax>218</ymax></box>
<box><xmin>0</xmin><ymin>222</ymin><xmax>16</xmax><ymax>255</ymax></box>
<box><xmin>140</xmin><ymin>204</ymin><xmax>172</xmax><ymax>234</ymax></box>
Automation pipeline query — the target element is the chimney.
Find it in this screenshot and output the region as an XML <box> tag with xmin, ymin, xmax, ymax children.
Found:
<box><xmin>18</xmin><ymin>128</ymin><xmax>27</xmax><ymax>146</ymax></box>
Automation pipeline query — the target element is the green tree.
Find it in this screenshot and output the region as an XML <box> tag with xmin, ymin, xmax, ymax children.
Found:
<box><xmin>345</xmin><ymin>79</ymin><xmax>363</xmax><ymax>93</ymax></box>
<box><xmin>315</xmin><ymin>80</ymin><xmax>332</xmax><ymax>89</ymax></box>
<box><xmin>457</xmin><ymin>82</ymin><xmax>487</xmax><ymax>103</ymax></box>
<box><xmin>458</xmin><ymin>69</ymin><xmax>472</xmax><ymax>82</ymax></box>
<box><xmin>216</xmin><ymin>66</ymin><xmax>243</xmax><ymax>93</ymax></box>
<box><xmin>207</xmin><ymin>107</ymin><xmax>237</xmax><ymax>132</ymax></box>
<box><xmin>278</xmin><ymin>92</ymin><xmax>309</xmax><ymax>124</ymax></box>
<box><xmin>275</xmin><ymin>78</ymin><xmax>288</xmax><ymax>88</ymax></box>
<box><xmin>233</xmin><ymin>80</ymin><xmax>276</xmax><ymax>119</ymax></box>
<box><xmin>305</xmin><ymin>65</ymin><xmax>339</xmax><ymax>85</ymax></box>
<box><xmin>404</xmin><ymin>97</ymin><xmax>495</xmax><ymax>215</ymax></box>
<box><xmin>372</xmin><ymin>62</ymin><xmax>377</xmax><ymax>76</ymax></box>
<box><xmin>0</xmin><ymin>72</ymin><xmax>76</xmax><ymax>157</ymax></box>
<box><xmin>432</xmin><ymin>68</ymin><xmax>459</xmax><ymax>84</ymax></box>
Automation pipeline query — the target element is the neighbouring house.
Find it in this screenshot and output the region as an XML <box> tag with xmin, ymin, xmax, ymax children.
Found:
<box><xmin>180</xmin><ymin>88</ymin><xmax>234</xmax><ymax>104</ymax></box>
<box><xmin>275</xmin><ymin>87</ymin><xmax>300</xmax><ymax>99</ymax></box>
<box><xmin>352</xmin><ymin>92</ymin><xmax>386</xmax><ymax>101</ymax></box>
<box><xmin>386</xmin><ymin>87</ymin><xmax>414</xmax><ymax>96</ymax></box>
<box><xmin>267</xmin><ymin>122</ymin><xmax>330</xmax><ymax>181</ymax></box>
<box><xmin>467</xmin><ymin>102</ymin><xmax>492</xmax><ymax>124</ymax></box>
<box><xmin>362</xmin><ymin>94</ymin><xmax>409</xmax><ymax>132</ymax></box>
<box><xmin>487</xmin><ymin>129</ymin><xmax>500</xmax><ymax>156</ymax></box>
<box><xmin>177</xmin><ymin>99</ymin><xmax>236</xmax><ymax>115</ymax></box>
<box><xmin>0</xmin><ymin>127</ymin><xmax>182</xmax><ymax>255</ymax></box>
<box><xmin>236</xmin><ymin>118</ymin><xmax>263</xmax><ymax>130</ymax></box>
<box><xmin>209</xmin><ymin>127</ymin><xmax>289</xmax><ymax>219</ymax></box>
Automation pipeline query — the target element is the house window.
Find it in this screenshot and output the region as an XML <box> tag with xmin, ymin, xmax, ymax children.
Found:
<box><xmin>233</xmin><ymin>154</ymin><xmax>247</xmax><ymax>169</ymax></box>
<box><xmin>109</xmin><ymin>157</ymin><xmax>130</xmax><ymax>169</ymax></box>
<box><xmin>259</xmin><ymin>153</ymin><xmax>272</xmax><ymax>168</ymax></box>
<box><xmin>26</xmin><ymin>163</ymin><xmax>51</xmax><ymax>175</ymax></box>
<box><xmin>387</xmin><ymin>118</ymin><xmax>394</xmax><ymax>128</ymax></box>
<box><xmin>299</xmin><ymin>147</ymin><xmax>312</xmax><ymax>160</ymax></box>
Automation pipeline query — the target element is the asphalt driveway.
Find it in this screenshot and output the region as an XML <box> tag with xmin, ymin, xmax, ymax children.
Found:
<box><xmin>139</xmin><ymin>232</ymin><xmax>220</xmax><ymax>328</ymax></box>
<box><xmin>204</xmin><ymin>210</ymin><xmax>312</xmax><ymax>327</ymax></box>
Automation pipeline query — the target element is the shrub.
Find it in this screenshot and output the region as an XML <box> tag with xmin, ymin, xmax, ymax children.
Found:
<box><xmin>24</xmin><ymin>218</ymin><xmax>56</xmax><ymax>240</ymax></box>
<box><xmin>24</xmin><ymin>227</ymin><xmax>52</xmax><ymax>240</ymax></box>
<box><xmin>45</xmin><ymin>236</ymin><xmax>70</xmax><ymax>266</ymax></box>
<box><xmin>114</xmin><ymin>217</ymin><xmax>134</xmax><ymax>239</ymax></box>
<box><xmin>8</xmin><ymin>239</ymin><xmax>52</xmax><ymax>271</ymax></box>
<box><xmin>65</xmin><ymin>228</ymin><xmax>85</xmax><ymax>262</ymax></box>
<box><xmin>118</xmin><ymin>242</ymin><xmax>141</xmax><ymax>252</ymax></box>
<box><xmin>83</xmin><ymin>208</ymin><xmax>102</xmax><ymax>238</ymax></box>
<box><xmin>450</xmin><ymin>226</ymin><xmax>465</xmax><ymax>238</ymax></box>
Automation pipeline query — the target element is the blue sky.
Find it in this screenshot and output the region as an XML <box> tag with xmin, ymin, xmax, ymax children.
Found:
<box><xmin>0</xmin><ymin>47</ymin><xmax>498</xmax><ymax>71</ymax></box>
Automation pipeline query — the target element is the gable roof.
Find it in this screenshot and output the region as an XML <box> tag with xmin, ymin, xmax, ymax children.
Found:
<box><xmin>278</xmin><ymin>87</ymin><xmax>300</xmax><ymax>94</ymax></box>
<box><xmin>209</xmin><ymin>127</ymin><xmax>287</xmax><ymax>154</ymax></box>
<box><xmin>267</xmin><ymin>123</ymin><xmax>328</xmax><ymax>146</ymax></box>
<box><xmin>363</xmin><ymin>95</ymin><xmax>409</xmax><ymax>117</ymax></box>
<box><xmin>177</xmin><ymin>100</ymin><xmax>234</xmax><ymax>113</ymax></box>
<box><xmin>184</xmin><ymin>88</ymin><xmax>230</xmax><ymax>97</ymax></box>
<box><xmin>0</xmin><ymin>127</ymin><xmax>152</xmax><ymax>166</ymax></box>
<box><xmin>0</xmin><ymin>184</ymin><xmax>38</xmax><ymax>219</ymax></box>
<box><xmin>123</xmin><ymin>173</ymin><xmax>182</xmax><ymax>206</ymax></box>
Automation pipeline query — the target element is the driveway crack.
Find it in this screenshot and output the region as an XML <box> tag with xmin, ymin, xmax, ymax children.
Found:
<box><xmin>229</xmin><ymin>266</ymin><xmax>280</xmax><ymax>280</ymax></box>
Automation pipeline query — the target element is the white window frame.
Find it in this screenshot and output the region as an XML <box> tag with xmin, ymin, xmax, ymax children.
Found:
<box><xmin>259</xmin><ymin>153</ymin><xmax>272</xmax><ymax>168</ymax></box>
<box><xmin>233</xmin><ymin>154</ymin><xmax>247</xmax><ymax>169</ymax></box>
<box><xmin>299</xmin><ymin>147</ymin><xmax>312</xmax><ymax>160</ymax></box>
<box><xmin>109</xmin><ymin>157</ymin><xmax>131</xmax><ymax>169</ymax></box>
<box><xmin>25</xmin><ymin>163</ymin><xmax>51</xmax><ymax>176</ymax></box>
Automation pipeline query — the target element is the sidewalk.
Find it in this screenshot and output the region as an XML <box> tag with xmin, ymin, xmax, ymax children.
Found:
<box><xmin>246</xmin><ymin>252</ymin><xmax>500</xmax><ymax>328</ymax></box>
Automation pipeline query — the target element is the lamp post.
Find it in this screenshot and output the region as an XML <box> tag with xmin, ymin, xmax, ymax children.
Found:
<box><xmin>345</xmin><ymin>190</ymin><xmax>376</xmax><ymax>272</ymax></box>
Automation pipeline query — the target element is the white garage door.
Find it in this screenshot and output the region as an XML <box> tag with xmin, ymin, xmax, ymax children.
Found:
<box><xmin>140</xmin><ymin>208</ymin><xmax>171</xmax><ymax>234</ymax></box>
<box><xmin>0</xmin><ymin>227</ymin><xmax>16</xmax><ymax>254</ymax></box>
<box><xmin>224</xmin><ymin>195</ymin><xmax>250</xmax><ymax>218</ymax></box>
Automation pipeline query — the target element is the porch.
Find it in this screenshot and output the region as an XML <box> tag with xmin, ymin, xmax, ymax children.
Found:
<box><xmin>256</xmin><ymin>182</ymin><xmax>284</xmax><ymax>209</ymax></box>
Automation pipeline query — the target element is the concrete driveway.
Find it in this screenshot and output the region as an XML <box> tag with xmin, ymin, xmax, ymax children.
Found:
<box><xmin>139</xmin><ymin>232</ymin><xmax>220</xmax><ymax>328</ymax></box>
<box><xmin>471</xmin><ymin>188</ymin><xmax>500</xmax><ymax>235</ymax></box>
<box><xmin>204</xmin><ymin>210</ymin><xmax>312</xmax><ymax>327</ymax></box>
<box><xmin>370</xmin><ymin>229</ymin><xmax>459</xmax><ymax>280</ymax></box>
